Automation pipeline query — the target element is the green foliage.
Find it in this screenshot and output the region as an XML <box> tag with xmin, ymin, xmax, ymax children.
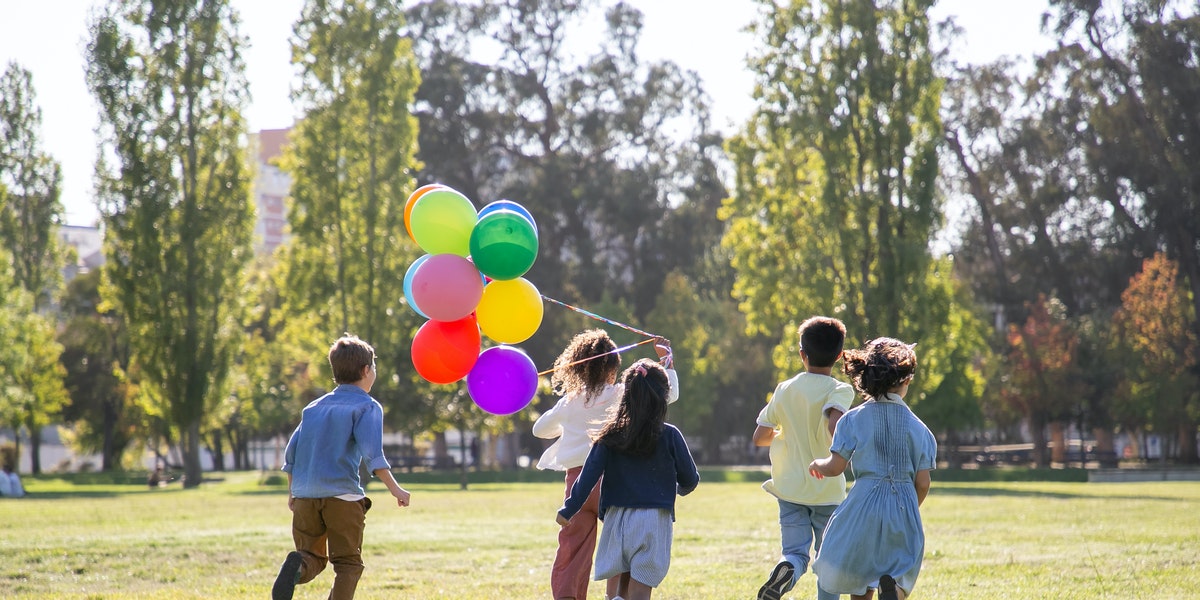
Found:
<box><xmin>406</xmin><ymin>0</ymin><xmax>728</xmax><ymax>366</ymax></box>
<box><xmin>85</xmin><ymin>0</ymin><xmax>256</xmax><ymax>485</ymax></box>
<box><xmin>0</xmin><ymin>61</ymin><xmax>66</xmax><ymax>311</ymax></box>
<box><xmin>275</xmin><ymin>0</ymin><xmax>429</xmax><ymax>439</ymax></box>
<box><xmin>56</xmin><ymin>270</ymin><xmax>141</xmax><ymax>471</ymax></box>
<box><xmin>724</xmin><ymin>0</ymin><xmax>988</xmax><ymax>438</ymax></box>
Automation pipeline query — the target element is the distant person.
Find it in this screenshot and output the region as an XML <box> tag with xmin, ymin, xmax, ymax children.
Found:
<box><xmin>0</xmin><ymin>464</ymin><xmax>24</xmax><ymax>497</ymax></box>
<box><xmin>753</xmin><ymin>316</ymin><xmax>854</xmax><ymax>600</ymax></box>
<box><xmin>272</xmin><ymin>335</ymin><xmax>411</xmax><ymax>600</ymax></box>
<box><xmin>533</xmin><ymin>329</ymin><xmax>677</xmax><ymax>600</ymax></box>
<box><xmin>809</xmin><ymin>338</ymin><xmax>936</xmax><ymax>600</ymax></box>
<box><xmin>556</xmin><ymin>358</ymin><xmax>698</xmax><ymax>600</ymax></box>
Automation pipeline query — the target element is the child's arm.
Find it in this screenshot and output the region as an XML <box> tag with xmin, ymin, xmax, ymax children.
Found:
<box><xmin>752</xmin><ymin>425</ymin><xmax>776</xmax><ymax>446</ymax></box>
<box><xmin>373</xmin><ymin>468</ymin><xmax>411</xmax><ymax>508</ymax></box>
<box><xmin>914</xmin><ymin>469</ymin><xmax>931</xmax><ymax>506</ymax></box>
<box><xmin>808</xmin><ymin>452</ymin><xmax>848</xmax><ymax>479</ymax></box>
<box><xmin>557</xmin><ymin>444</ymin><xmax>606</xmax><ymax>524</ymax></box>
<box><xmin>825</xmin><ymin>407</ymin><xmax>844</xmax><ymax>437</ymax></box>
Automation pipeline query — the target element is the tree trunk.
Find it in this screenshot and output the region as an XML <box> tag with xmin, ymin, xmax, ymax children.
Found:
<box><xmin>1093</xmin><ymin>427</ymin><xmax>1117</xmax><ymax>468</ymax></box>
<box><xmin>182</xmin><ymin>421</ymin><xmax>203</xmax><ymax>488</ymax></box>
<box><xmin>29</xmin><ymin>425</ymin><xmax>42</xmax><ymax>474</ymax></box>
<box><xmin>1178</xmin><ymin>422</ymin><xmax>1198</xmax><ymax>464</ymax></box>
<box><xmin>1031</xmin><ymin>414</ymin><xmax>1049</xmax><ymax>468</ymax></box>
<box><xmin>1049</xmin><ymin>421</ymin><xmax>1066</xmax><ymax>465</ymax></box>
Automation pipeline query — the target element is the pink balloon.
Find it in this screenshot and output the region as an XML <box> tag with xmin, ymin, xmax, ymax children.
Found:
<box><xmin>410</xmin><ymin>254</ymin><xmax>485</xmax><ymax>322</ymax></box>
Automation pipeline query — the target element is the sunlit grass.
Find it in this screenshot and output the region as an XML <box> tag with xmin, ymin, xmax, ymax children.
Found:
<box><xmin>0</xmin><ymin>471</ymin><xmax>1196</xmax><ymax>598</ymax></box>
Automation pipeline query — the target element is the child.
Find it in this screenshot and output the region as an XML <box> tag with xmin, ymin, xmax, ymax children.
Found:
<box><xmin>809</xmin><ymin>338</ymin><xmax>936</xmax><ymax>600</ymax></box>
<box><xmin>555</xmin><ymin>358</ymin><xmax>699</xmax><ymax>600</ymax></box>
<box><xmin>533</xmin><ymin>329</ymin><xmax>677</xmax><ymax>600</ymax></box>
<box><xmin>272</xmin><ymin>335</ymin><xmax>412</xmax><ymax>600</ymax></box>
<box><xmin>753</xmin><ymin>316</ymin><xmax>854</xmax><ymax>600</ymax></box>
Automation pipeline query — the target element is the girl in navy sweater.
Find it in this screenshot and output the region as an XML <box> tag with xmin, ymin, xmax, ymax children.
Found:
<box><xmin>556</xmin><ymin>358</ymin><xmax>700</xmax><ymax>600</ymax></box>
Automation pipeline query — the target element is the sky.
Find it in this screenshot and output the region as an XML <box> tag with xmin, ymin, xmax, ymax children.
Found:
<box><xmin>0</xmin><ymin>0</ymin><xmax>1054</xmax><ymax>227</ymax></box>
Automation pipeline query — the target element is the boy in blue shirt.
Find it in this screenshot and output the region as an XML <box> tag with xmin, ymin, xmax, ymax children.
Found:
<box><xmin>753</xmin><ymin>317</ymin><xmax>853</xmax><ymax>600</ymax></box>
<box><xmin>272</xmin><ymin>335</ymin><xmax>411</xmax><ymax>600</ymax></box>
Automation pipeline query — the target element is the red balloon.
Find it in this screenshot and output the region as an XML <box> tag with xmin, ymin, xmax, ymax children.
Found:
<box><xmin>411</xmin><ymin>315</ymin><xmax>480</xmax><ymax>384</ymax></box>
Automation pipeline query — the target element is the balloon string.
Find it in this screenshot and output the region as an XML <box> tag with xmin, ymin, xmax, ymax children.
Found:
<box><xmin>536</xmin><ymin>339</ymin><xmax>656</xmax><ymax>377</ymax></box>
<box><xmin>540</xmin><ymin>295</ymin><xmax>660</xmax><ymax>338</ymax></box>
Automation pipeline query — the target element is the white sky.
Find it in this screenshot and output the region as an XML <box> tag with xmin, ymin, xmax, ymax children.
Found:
<box><xmin>0</xmin><ymin>0</ymin><xmax>1053</xmax><ymax>227</ymax></box>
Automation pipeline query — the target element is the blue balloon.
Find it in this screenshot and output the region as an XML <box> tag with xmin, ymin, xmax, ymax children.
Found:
<box><xmin>479</xmin><ymin>199</ymin><xmax>537</xmax><ymax>235</ymax></box>
<box><xmin>403</xmin><ymin>255</ymin><xmax>431</xmax><ymax>318</ymax></box>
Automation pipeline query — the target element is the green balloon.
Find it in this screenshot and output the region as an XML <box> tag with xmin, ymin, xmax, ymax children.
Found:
<box><xmin>469</xmin><ymin>209</ymin><xmax>539</xmax><ymax>280</ymax></box>
<box><xmin>410</xmin><ymin>189</ymin><xmax>477</xmax><ymax>256</ymax></box>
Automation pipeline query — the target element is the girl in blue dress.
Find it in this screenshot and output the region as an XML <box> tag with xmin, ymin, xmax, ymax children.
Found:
<box><xmin>808</xmin><ymin>338</ymin><xmax>936</xmax><ymax>600</ymax></box>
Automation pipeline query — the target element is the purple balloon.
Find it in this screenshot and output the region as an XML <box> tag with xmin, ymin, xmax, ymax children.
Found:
<box><xmin>467</xmin><ymin>346</ymin><xmax>538</xmax><ymax>415</ymax></box>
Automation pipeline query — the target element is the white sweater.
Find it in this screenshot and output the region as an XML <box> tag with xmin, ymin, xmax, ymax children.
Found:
<box><xmin>532</xmin><ymin>369</ymin><xmax>679</xmax><ymax>471</ymax></box>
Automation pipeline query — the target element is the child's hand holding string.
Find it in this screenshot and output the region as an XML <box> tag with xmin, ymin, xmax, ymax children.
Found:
<box><xmin>654</xmin><ymin>337</ymin><xmax>673</xmax><ymax>368</ymax></box>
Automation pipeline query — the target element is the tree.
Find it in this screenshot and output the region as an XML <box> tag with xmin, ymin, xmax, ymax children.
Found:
<box><xmin>0</xmin><ymin>62</ymin><xmax>70</xmax><ymax>474</ymax></box>
<box><xmin>1112</xmin><ymin>253</ymin><xmax>1199</xmax><ymax>463</ymax></box>
<box><xmin>723</xmin><ymin>0</ymin><xmax>988</xmax><ymax>431</ymax></box>
<box><xmin>1002</xmin><ymin>295</ymin><xmax>1079</xmax><ymax>467</ymax></box>
<box><xmin>277</xmin><ymin>0</ymin><xmax>428</xmax><ymax>445</ymax></box>
<box><xmin>406</xmin><ymin>0</ymin><xmax>729</xmax><ymax>368</ymax></box>
<box><xmin>0</xmin><ymin>61</ymin><xmax>66</xmax><ymax>312</ymax></box>
<box><xmin>57</xmin><ymin>270</ymin><xmax>139</xmax><ymax>471</ymax></box>
<box><xmin>1045</xmin><ymin>0</ymin><xmax>1200</xmax><ymax>344</ymax></box>
<box><xmin>86</xmin><ymin>0</ymin><xmax>255</xmax><ymax>487</ymax></box>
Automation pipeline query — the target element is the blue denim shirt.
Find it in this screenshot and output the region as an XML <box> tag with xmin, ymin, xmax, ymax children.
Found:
<box><xmin>282</xmin><ymin>384</ymin><xmax>392</xmax><ymax>498</ymax></box>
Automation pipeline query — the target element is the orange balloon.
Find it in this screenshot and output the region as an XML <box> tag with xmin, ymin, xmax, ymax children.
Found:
<box><xmin>404</xmin><ymin>184</ymin><xmax>448</xmax><ymax>243</ymax></box>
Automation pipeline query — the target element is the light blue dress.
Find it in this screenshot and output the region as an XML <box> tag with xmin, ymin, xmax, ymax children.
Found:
<box><xmin>812</xmin><ymin>394</ymin><xmax>937</xmax><ymax>596</ymax></box>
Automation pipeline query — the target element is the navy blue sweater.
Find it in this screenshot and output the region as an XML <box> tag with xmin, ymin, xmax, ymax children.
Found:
<box><xmin>558</xmin><ymin>423</ymin><xmax>699</xmax><ymax>522</ymax></box>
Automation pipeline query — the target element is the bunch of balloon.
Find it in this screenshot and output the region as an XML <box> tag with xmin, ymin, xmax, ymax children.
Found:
<box><xmin>402</xmin><ymin>185</ymin><xmax>544</xmax><ymax>416</ymax></box>
<box><xmin>404</xmin><ymin>185</ymin><xmax>484</xmax><ymax>385</ymax></box>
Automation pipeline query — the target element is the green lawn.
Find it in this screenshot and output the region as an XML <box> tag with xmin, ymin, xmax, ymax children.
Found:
<box><xmin>0</xmin><ymin>471</ymin><xmax>1197</xmax><ymax>599</ymax></box>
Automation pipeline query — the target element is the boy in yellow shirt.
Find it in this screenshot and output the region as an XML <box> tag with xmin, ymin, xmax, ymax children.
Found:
<box><xmin>753</xmin><ymin>317</ymin><xmax>853</xmax><ymax>600</ymax></box>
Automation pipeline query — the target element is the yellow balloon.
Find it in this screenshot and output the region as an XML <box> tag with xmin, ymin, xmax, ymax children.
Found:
<box><xmin>477</xmin><ymin>278</ymin><xmax>544</xmax><ymax>344</ymax></box>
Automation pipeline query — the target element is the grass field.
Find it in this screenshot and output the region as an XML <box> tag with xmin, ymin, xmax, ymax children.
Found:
<box><xmin>0</xmin><ymin>470</ymin><xmax>1197</xmax><ymax>599</ymax></box>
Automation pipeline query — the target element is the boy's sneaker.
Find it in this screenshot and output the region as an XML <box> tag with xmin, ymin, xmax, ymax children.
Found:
<box><xmin>756</xmin><ymin>560</ymin><xmax>795</xmax><ymax>600</ymax></box>
<box><xmin>878</xmin><ymin>575</ymin><xmax>899</xmax><ymax>600</ymax></box>
<box><xmin>272</xmin><ymin>551</ymin><xmax>303</xmax><ymax>600</ymax></box>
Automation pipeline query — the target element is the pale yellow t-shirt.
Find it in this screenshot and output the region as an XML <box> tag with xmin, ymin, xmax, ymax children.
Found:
<box><xmin>756</xmin><ymin>372</ymin><xmax>854</xmax><ymax>505</ymax></box>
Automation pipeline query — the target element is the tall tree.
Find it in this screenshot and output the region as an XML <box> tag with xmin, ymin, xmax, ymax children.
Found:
<box><xmin>86</xmin><ymin>0</ymin><xmax>255</xmax><ymax>487</ymax></box>
<box><xmin>1045</xmin><ymin>0</ymin><xmax>1200</xmax><ymax>342</ymax></box>
<box><xmin>723</xmin><ymin>0</ymin><xmax>987</xmax><ymax>425</ymax></box>
<box><xmin>0</xmin><ymin>61</ymin><xmax>66</xmax><ymax>312</ymax></box>
<box><xmin>406</xmin><ymin>0</ymin><xmax>729</xmax><ymax>368</ymax></box>
<box><xmin>0</xmin><ymin>62</ymin><xmax>70</xmax><ymax>473</ymax></box>
<box><xmin>277</xmin><ymin>0</ymin><xmax>425</xmax><ymax>438</ymax></box>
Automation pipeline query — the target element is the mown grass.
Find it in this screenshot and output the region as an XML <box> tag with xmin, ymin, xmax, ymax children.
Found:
<box><xmin>0</xmin><ymin>470</ymin><xmax>1196</xmax><ymax>598</ymax></box>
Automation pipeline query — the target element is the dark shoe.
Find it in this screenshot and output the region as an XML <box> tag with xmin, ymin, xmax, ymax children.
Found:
<box><xmin>757</xmin><ymin>560</ymin><xmax>795</xmax><ymax>600</ymax></box>
<box><xmin>272</xmin><ymin>551</ymin><xmax>303</xmax><ymax>600</ymax></box>
<box><xmin>878</xmin><ymin>575</ymin><xmax>899</xmax><ymax>600</ymax></box>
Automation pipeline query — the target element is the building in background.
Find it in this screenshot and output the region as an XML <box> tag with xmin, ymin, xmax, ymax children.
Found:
<box><xmin>249</xmin><ymin>127</ymin><xmax>292</xmax><ymax>255</ymax></box>
<box><xmin>57</xmin><ymin>224</ymin><xmax>104</xmax><ymax>281</ymax></box>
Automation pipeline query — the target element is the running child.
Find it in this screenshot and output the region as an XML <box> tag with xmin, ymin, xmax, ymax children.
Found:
<box><xmin>556</xmin><ymin>358</ymin><xmax>699</xmax><ymax>600</ymax></box>
<box><xmin>809</xmin><ymin>338</ymin><xmax>936</xmax><ymax>600</ymax></box>
<box><xmin>533</xmin><ymin>330</ymin><xmax>677</xmax><ymax>600</ymax></box>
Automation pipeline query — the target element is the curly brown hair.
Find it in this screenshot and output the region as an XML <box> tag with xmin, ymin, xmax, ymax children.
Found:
<box><xmin>842</xmin><ymin>337</ymin><xmax>917</xmax><ymax>399</ymax></box>
<box><xmin>550</xmin><ymin>329</ymin><xmax>620</xmax><ymax>401</ymax></box>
